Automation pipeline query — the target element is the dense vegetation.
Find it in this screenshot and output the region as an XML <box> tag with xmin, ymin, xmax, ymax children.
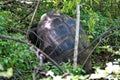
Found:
<box><xmin>0</xmin><ymin>0</ymin><xmax>120</xmax><ymax>79</ymax></box>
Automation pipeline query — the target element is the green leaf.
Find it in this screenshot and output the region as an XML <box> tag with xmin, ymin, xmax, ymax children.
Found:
<box><xmin>94</xmin><ymin>0</ymin><xmax>99</xmax><ymax>4</ymax></box>
<box><xmin>0</xmin><ymin>68</ymin><xmax>13</xmax><ymax>78</ymax></box>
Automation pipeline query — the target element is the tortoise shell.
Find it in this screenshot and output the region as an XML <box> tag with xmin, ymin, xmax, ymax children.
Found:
<box><xmin>28</xmin><ymin>10</ymin><xmax>92</xmax><ymax>72</ymax></box>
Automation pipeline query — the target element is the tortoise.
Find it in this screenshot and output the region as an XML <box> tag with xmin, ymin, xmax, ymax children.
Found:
<box><xmin>28</xmin><ymin>10</ymin><xmax>92</xmax><ymax>72</ymax></box>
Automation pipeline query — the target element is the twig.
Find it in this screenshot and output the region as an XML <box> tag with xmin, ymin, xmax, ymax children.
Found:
<box><xmin>26</xmin><ymin>0</ymin><xmax>40</xmax><ymax>39</ymax></box>
<box><xmin>82</xmin><ymin>38</ymin><xmax>102</xmax><ymax>67</ymax></box>
<box><xmin>0</xmin><ymin>35</ymin><xmax>27</xmax><ymax>44</ymax></box>
<box><xmin>78</xmin><ymin>26</ymin><xmax>120</xmax><ymax>56</ymax></box>
<box><xmin>81</xmin><ymin>26</ymin><xmax>120</xmax><ymax>66</ymax></box>
<box><xmin>19</xmin><ymin>9</ymin><xmax>34</xmax><ymax>23</ymax></box>
<box><xmin>0</xmin><ymin>34</ymin><xmax>64</xmax><ymax>74</ymax></box>
<box><xmin>73</xmin><ymin>2</ymin><xmax>80</xmax><ymax>69</ymax></box>
<box><xmin>19</xmin><ymin>2</ymin><xmax>36</xmax><ymax>23</ymax></box>
<box><xmin>6</xmin><ymin>27</ymin><xmax>26</xmax><ymax>35</ymax></box>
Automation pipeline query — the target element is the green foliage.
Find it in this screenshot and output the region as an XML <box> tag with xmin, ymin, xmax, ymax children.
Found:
<box><xmin>0</xmin><ymin>10</ymin><xmax>18</xmax><ymax>27</ymax></box>
<box><xmin>0</xmin><ymin>9</ymin><xmax>38</xmax><ymax>79</ymax></box>
<box><xmin>43</xmin><ymin>62</ymin><xmax>88</xmax><ymax>80</ymax></box>
<box><xmin>62</xmin><ymin>62</ymin><xmax>84</xmax><ymax>75</ymax></box>
<box><xmin>0</xmin><ymin>0</ymin><xmax>120</xmax><ymax>79</ymax></box>
<box><xmin>0</xmin><ymin>34</ymin><xmax>39</xmax><ymax>79</ymax></box>
<box><xmin>44</xmin><ymin>62</ymin><xmax>84</xmax><ymax>75</ymax></box>
<box><xmin>0</xmin><ymin>34</ymin><xmax>38</xmax><ymax>69</ymax></box>
<box><xmin>99</xmin><ymin>45</ymin><xmax>120</xmax><ymax>57</ymax></box>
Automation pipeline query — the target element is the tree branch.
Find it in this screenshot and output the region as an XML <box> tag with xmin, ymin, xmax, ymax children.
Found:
<box><xmin>6</xmin><ymin>27</ymin><xmax>26</xmax><ymax>35</ymax></box>
<box><xmin>0</xmin><ymin>35</ymin><xmax>27</xmax><ymax>44</ymax></box>
<box><xmin>80</xmin><ymin>26</ymin><xmax>120</xmax><ymax>66</ymax></box>
<box><xmin>19</xmin><ymin>2</ymin><xmax>36</xmax><ymax>23</ymax></box>
<box><xmin>78</xmin><ymin>26</ymin><xmax>120</xmax><ymax>56</ymax></box>
<box><xmin>26</xmin><ymin>0</ymin><xmax>41</xmax><ymax>39</ymax></box>
<box><xmin>73</xmin><ymin>2</ymin><xmax>80</xmax><ymax>69</ymax></box>
<box><xmin>0</xmin><ymin>34</ymin><xmax>64</xmax><ymax>74</ymax></box>
<box><xmin>82</xmin><ymin>38</ymin><xmax>102</xmax><ymax>68</ymax></box>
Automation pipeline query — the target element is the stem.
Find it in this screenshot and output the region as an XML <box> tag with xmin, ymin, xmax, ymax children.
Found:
<box><xmin>73</xmin><ymin>2</ymin><xmax>80</xmax><ymax>69</ymax></box>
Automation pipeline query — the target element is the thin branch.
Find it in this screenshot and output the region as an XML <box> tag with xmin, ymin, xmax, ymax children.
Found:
<box><xmin>0</xmin><ymin>34</ymin><xmax>64</xmax><ymax>74</ymax></box>
<box><xmin>78</xmin><ymin>26</ymin><xmax>120</xmax><ymax>56</ymax></box>
<box><xmin>73</xmin><ymin>2</ymin><xmax>80</xmax><ymax>69</ymax></box>
<box><xmin>82</xmin><ymin>38</ymin><xmax>102</xmax><ymax>68</ymax></box>
<box><xmin>0</xmin><ymin>35</ymin><xmax>27</xmax><ymax>44</ymax></box>
<box><xmin>19</xmin><ymin>9</ymin><xmax>34</xmax><ymax>23</ymax></box>
<box><xmin>6</xmin><ymin>27</ymin><xmax>26</xmax><ymax>35</ymax></box>
<box><xmin>19</xmin><ymin>2</ymin><xmax>36</xmax><ymax>23</ymax></box>
<box><xmin>26</xmin><ymin>0</ymin><xmax>40</xmax><ymax>39</ymax></box>
<box><xmin>81</xmin><ymin>26</ymin><xmax>120</xmax><ymax>66</ymax></box>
